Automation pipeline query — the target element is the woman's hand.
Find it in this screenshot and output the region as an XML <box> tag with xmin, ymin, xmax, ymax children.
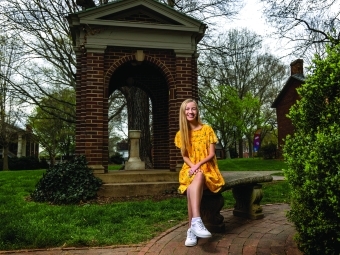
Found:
<box><xmin>189</xmin><ymin>163</ymin><xmax>201</xmax><ymax>177</ymax></box>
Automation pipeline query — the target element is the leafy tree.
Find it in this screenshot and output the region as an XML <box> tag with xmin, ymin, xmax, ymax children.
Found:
<box><xmin>283</xmin><ymin>43</ymin><xmax>340</xmax><ymax>254</ymax></box>
<box><xmin>28</xmin><ymin>89</ymin><xmax>76</xmax><ymax>166</ymax></box>
<box><xmin>200</xmin><ymin>85</ymin><xmax>260</xmax><ymax>158</ymax></box>
<box><xmin>199</xmin><ymin>29</ymin><xmax>287</xmax><ymax>157</ymax></box>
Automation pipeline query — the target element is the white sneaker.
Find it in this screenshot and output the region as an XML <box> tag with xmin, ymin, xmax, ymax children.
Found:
<box><xmin>185</xmin><ymin>228</ymin><xmax>197</xmax><ymax>247</ymax></box>
<box><xmin>191</xmin><ymin>220</ymin><xmax>212</xmax><ymax>238</ymax></box>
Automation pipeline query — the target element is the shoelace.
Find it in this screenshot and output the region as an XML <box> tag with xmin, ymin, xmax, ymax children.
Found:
<box><xmin>196</xmin><ymin>221</ymin><xmax>207</xmax><ymax>230</ymax></box>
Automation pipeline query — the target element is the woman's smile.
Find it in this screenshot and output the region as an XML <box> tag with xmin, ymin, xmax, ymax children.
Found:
<box><xmin>185</xmin><ymin>102</ymin><xmax>197</xmax><ymax>121</ymax></box>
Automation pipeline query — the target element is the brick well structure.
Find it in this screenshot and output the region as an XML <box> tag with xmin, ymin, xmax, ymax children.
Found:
<box><xmin>272</xmin><ymin>59</ymin><xmax>305</xmax><ymax>157</ymax></box>
<box><xmin>67</xmin><ymin>0</ymin><xmax>206</xmax><ymax>172</ymax></box>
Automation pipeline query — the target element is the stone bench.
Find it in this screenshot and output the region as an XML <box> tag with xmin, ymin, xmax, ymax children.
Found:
<box><xmin>200</xmin><ymin>171</ymin><xmax>273</xmax><ymax>232</ymax></box>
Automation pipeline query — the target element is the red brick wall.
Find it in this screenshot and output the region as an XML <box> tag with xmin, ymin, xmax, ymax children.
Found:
<box><xmin>75</xmin><ymin>52</ymin><xmax>108</xmax><ymax>169</ymax></box>
<box><xmin>276</xmin><ymin>80</ymin><xmax>302</xmax><ymax>153</ymax></box>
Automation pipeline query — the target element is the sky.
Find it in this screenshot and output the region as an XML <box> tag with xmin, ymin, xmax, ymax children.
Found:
<box><xmin>231</xmin><ymin>0</ymin><xmax>269</xmax><ymax>35</ymax></box>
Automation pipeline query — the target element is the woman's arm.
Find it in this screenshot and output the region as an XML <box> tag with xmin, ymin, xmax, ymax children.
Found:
<box><xmin>182</xmin><ymin>152</ymin><xmax>194</xmax><ymax>168</ymax></box>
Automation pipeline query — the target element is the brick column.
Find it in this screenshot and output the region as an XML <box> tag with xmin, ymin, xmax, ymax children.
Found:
<box><xmin>191</xmin><ymin>53</ymin><xmax>199</xmax><ymax>100</ymax></box>
<box><xmin>75</xmin><ymin>51</ymin><xmax>86</xmax><ymax>157</ymax></box>
<box><xmin>75</xmin><ymin>50</ymin><xmax>108</xmax><ymax>173</ymax></box>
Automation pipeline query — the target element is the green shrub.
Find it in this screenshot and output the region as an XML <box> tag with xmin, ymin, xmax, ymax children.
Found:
<box><xmin>110</xmin><ymin>152</ymin><xmax>124</xmax><ymax>164</ymax></box>
<box><xmin>259</xmin><ymin>143</ymin><xmax>277</xmax><ymax>159</ymax></box>
<box><xmin>9</xmin><ymin>156</ymin><xmax>42</xmax><ymax>170</ymax></box>
<box><xmin>30</xmin><ymin>155</ymin><xmax>102</xmax><ymax>204</ymax></box>
<box><xmin>284</xmin><ymin>44</ymin><xmax>340</xmax><ymax>254</ymax></box>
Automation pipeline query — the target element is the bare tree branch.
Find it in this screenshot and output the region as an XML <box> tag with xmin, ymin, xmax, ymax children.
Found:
<box><xmin>260</xmin><ymin>0</ymin><xmax>340</xmax><ymax>60</ymax></box>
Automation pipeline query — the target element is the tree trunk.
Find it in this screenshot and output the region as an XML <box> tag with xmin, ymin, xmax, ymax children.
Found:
<box><xmin>49</xmin><ymin>153</ymin><xmax>56</xmax><ymax>167</ymax></box>
<box><xmin>121</xmin><ymin>86</ymin><xmax>153</xmax><ymax>168</ymax></box>
<box><xmin>225</xmin><ymin>148</ymin><xmax>231</xmax><ymax>159</ymax></box>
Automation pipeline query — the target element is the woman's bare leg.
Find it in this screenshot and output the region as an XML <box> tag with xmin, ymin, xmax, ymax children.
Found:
<box><xmin>186</xmin><ymin>172</ymin><xmax>205</xmax><ymax>226</ymax></box>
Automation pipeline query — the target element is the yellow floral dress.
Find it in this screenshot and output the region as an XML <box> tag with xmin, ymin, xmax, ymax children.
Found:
<box><xmin>174</xmin><ymin>124</ymin><xmax>225</xmax><ymax>194</ymax></box>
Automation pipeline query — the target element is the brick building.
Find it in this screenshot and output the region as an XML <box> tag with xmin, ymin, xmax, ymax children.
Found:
<box><xmin>67</xmin><ymin>0</ymin><xmax>206</xmax><ymax>172</ymax></box>
<box><xmin>271</xmin><ymin>59</ymin><xmax>305</xmax><ymax>156</ymax></box>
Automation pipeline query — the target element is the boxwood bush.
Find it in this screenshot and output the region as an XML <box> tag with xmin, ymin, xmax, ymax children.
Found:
<box><xmin>30</xmin><ymin>155</ymin><xmax>102</xmax><ymax>204</ymax></box>
<box><xmin>284</xmin><ymin>44</ymin><xmax>340</xmax><ymax>254</ymax></box>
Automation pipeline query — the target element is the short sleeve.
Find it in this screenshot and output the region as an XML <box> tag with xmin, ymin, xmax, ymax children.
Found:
<box><xmin>174</xmin><ymin>131</ymin><xmax>181</xmax><ymax>148</ymax></box>
<box><xmin>207</xmin><ymin>126</ymin><xmax>218</xmax><ymax>144</ymax></box>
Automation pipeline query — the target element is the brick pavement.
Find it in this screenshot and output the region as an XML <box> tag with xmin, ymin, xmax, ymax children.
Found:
<box><xmin>0</xmin><ymin>204</ymin><xmax>302</xmax><ymax>255</ymax></box>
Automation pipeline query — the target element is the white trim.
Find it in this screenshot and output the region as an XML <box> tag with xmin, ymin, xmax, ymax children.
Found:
<box><xmin>85</xmin><ymin>45</ymin><xmax>107</xmax><ymax>53</ymax></box>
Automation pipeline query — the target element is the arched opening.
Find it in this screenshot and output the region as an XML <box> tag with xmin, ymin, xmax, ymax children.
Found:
<box><xmin>108</xmin><ymin>60</ymin><xmax>169</xmax><ymax>169</ymax></box>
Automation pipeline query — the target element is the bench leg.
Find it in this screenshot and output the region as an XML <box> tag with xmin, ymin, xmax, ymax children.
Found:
<box><xmin>232</xmin><ymin>184</ymin><xmax>264</xmax><ymax>219</ymax></box>
<box><xmin>200</xmin><ymin>193</ymin><xmax>225</xmax><ymax>233</ymax></box>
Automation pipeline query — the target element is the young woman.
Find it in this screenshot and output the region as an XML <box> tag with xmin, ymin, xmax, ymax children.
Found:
<box><xmin>174</xmin><ymin>99</ymin><xmax>225</xmax><ymax>247</ymax></box>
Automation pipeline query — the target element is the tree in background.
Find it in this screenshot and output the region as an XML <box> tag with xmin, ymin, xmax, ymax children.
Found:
<box><xmin>260</xmin><ymin>0</ymin><xmax>339</xmax><ymax>63</ymax></box>
<box><xmin>199</xmin><ymin>29</ymin><xmax>287</xmax><ymax>157</ymax></box>
<box><xmin>0</xmin><ymin>0</ymin><xmax>78</xmax><ymax>119</ymax></box>
<box><xmin>200</xmin><ymin>85</ymin><xmax>260</xmax><ymax>158</ymax></box>
<box><xmin>284</xmin><ymin>43</ymin><xmax>340</xmax><ymax>254</ymax></box>
<box><xmin>28</xmin><ymin>89</ymin><xmax>76</xmax><ymax>166</ymax></box>
<box><xmin>163</xmin><ymin>0</ymin><xmax>242</xmax><ymax>24</ymax></box>
<box><xmin>0</xmin><ymin>33</ymin><xmax>24</xmax><ymax>170</ymax></box>
<box><xmin>108</xmin><ymin>90</ymin><xmax>127</xmax><ymax>157</ymax></box>
<box><xmin>0</xmin><ymin>0</ymin><xmax>125</xmax><ymax>127</ymax></box>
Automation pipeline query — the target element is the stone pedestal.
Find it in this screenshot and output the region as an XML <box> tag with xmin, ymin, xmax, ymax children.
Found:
<box><xmin>124</xmin><ymin>130</ymin><xmax>146</xmax><ymax>170</ymax></box>
<box><xmin>232</xmin><ymin>184</ymin><xmax>264</xmax><ymax>219</ymax></box>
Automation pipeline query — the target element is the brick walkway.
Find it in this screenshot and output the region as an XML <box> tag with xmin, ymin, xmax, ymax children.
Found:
<box><xmin>0</xmin><ymin>203</ymin><xmax>302</xmax><ymax>255</ymax></box>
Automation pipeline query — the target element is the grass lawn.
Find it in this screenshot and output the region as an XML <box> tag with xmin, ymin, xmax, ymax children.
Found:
<box><xmin>0</xmin><ymin>158</ymin><xmax>290</xmax><ymax>251</ymax></box>
<box><xmin>108</xmin><ymin>164</ymin><xmax>122</xmax><ymax>170</ymax></box>
<box><xmin>218</xmin><ymin>158</ymin><xmax>287</xmax><ymax>171</ymax></box>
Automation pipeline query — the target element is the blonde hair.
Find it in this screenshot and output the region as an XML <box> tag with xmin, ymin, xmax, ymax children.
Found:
<box><xmin>179</xmin><ymin>99</ymin><xmax>203</xmax><ymax>155</ymax></box>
